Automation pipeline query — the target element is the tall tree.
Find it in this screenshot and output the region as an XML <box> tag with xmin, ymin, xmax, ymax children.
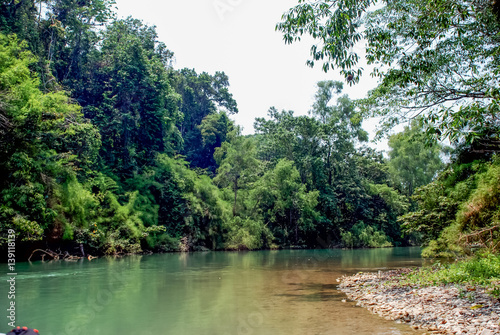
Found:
<box><xmin>0</xmin><ymin>0</ymin><xmax>48</xmax><ymax>57</ymax></box>
<box><xmin>252</xmin><ymin>159</ymin><xmax>319</xmax><ymax>245</ymax></box>
<box><xmin>388</xmin><ymin>120</ymin><xmax>445</xmax><ymax>196</ymax></box>
<box><xmin>256</xmin><ymin>108</ymin><xmax>324</xmax><ymax>190</ymax></box>
<box><xmin>76</xmin><ymin>18</ymin><xmax>181</xmax><ymax>177</ymax></box>
<box><xmin>47</xmin><ymin>0</ymin><xmax>116</xmax><ymax>86</ymax></box>
<box><xmin>0</xmin><ymin>33</ymin><xmax>101</xmax><ymax>243</ymax></box>
<box><xmin>310</xmin><ymin>81</ymin><xmax>368</xmax><ymax>186</ymax></box>
<box><xmin>214</xmin><ymin>130</ymin><xmax>260</xmax><ymax>217</ymax></box>
<box><xmin>171</xmin><ymin>68</ymin><xmax>238</xmax><ymax>171</ymax></box>
<box><xmin>197</xmin><ymin>111</ymin><xmax>234</xmax><ymax>173</ymax></box>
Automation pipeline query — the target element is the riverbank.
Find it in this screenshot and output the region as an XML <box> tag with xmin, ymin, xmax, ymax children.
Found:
<box><xmin>339</xmin><ymin>269</ymin><xmax>500</xmax><ymax>334</ymax></box>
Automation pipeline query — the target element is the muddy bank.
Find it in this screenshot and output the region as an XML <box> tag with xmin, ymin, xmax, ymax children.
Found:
<box><xmin>339</xmin><ymin>269</ymin><xmax>500</xmax><ymax>334</ymax></box>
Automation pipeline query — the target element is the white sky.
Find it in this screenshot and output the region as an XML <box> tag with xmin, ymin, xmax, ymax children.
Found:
<box><xmin>114</xmin><ymin>0</ymin><xmax>386</xmax><ymax>149</ymax></box>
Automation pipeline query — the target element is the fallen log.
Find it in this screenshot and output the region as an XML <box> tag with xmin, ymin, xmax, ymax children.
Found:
<box><xmin>28</xmin><ymin>249</ymin><xmax>98</xmax><ymax>262</ymax></box>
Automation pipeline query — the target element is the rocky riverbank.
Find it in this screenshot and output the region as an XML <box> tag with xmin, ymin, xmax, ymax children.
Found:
<box><xmin>339</xmin><ymin>269</ymin><xmax>500</xmax><ymax>335</ymax></box>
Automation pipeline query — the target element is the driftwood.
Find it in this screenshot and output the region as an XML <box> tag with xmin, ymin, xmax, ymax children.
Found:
<box><xmin>28</xmin><ymin>248</ymin><xmax>97</xmax><ymax>262</ymax></box>
<box><xmin>28</xmin><ymin>249</ymin><xmax>60</xmax><ymax>262</ymax></box>
<box><xmin>460</xmin><ymin>225</ymin><xmax>500</xmax><ymax>253</ymax></box>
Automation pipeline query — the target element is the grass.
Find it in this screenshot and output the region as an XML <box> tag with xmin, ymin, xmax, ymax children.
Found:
<box><xmin>399</xmin><ymin>254</ymin><xmax>500</xmax><ymax>297</ymax></box>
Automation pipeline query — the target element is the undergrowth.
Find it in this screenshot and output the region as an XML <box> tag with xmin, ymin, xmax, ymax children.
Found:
<box><xmin>399</xmin><ymin>254</ymin><xmax>500</xmax><ymax>298</ymax></box>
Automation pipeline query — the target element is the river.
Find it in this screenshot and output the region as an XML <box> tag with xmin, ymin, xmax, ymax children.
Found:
<box><xmin>1</xmin><ymin>247</ymin><xmax>424</xmax><ymax>335</ymax></box>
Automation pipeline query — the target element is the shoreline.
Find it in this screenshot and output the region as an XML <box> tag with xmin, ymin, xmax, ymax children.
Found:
<box><xmin>3</xmin><ymin>245</ymin><xmax>414</xmax><ymax>263</ymax></box>
<box><xmin>339</xmin><ymin>269</ymin><xmax>500</xmax><ymax>335</ymax></box>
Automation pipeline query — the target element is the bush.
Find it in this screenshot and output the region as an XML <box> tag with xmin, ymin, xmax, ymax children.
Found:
<box><xmin>401</xmin><ymin>254</ymin><xmax>500</xmax><ymax>297</ymax></box>
<box><xmin>225</xmin><ymin>217</ymin><xmax>273</xmax><ymax>250</ymax></box>
<box><xmin>455</xmin><ymin>158</ymin><xmax>500</xmax><ymax>254</ymax></box>
<box><xmin>341</xmin><ymin>222</ymin><xmax>393</xmax><ymax>248</ymax></box>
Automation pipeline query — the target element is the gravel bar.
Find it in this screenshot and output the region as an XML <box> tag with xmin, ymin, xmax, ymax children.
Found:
<box><xmin>338</xmin><ymin>269</ymin><xmax>500</xmax><ymax>335</ymax></box>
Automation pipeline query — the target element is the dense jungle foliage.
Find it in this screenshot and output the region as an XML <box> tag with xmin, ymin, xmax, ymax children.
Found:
<box><xmin>0</xmin><ymin>0</ymin><xmax>498</xmax><ymax>258</ymax></box>
<box><xmin>278</xmin><ymin>0</ymin><xmax>500</xmax><ymax>257</ymax></box>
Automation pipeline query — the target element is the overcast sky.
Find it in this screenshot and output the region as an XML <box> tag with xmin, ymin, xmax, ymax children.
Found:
<box><xmin>114</xmin><ymin>0</ymin><xmax>386</xmax><ymax>148</ymax></box>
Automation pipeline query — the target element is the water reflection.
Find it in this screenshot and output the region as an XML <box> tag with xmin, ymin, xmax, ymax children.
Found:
<box><xmin>0</xmin><ymin>248</ymin><xmax>423</xmax><ymax>335</ymax></box>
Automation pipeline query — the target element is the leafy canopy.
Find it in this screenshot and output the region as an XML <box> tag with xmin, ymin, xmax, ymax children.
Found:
<box><xmin>277</xmin><ymin>0</ymin><xmax>500</xmax><ymax>145</ymax></box>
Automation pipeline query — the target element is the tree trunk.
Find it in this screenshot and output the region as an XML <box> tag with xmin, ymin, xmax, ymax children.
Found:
<box><xmin>233</xmin><ymin>177</ymin><xmax>238</xmax><ymax>217</ymax></box>
<box><xmin>79</xmin><ymin>243</ymin><xmax>85</xmax><ymax>257</ymax></box>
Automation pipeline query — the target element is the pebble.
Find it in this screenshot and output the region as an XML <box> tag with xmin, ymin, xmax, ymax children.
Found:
<box><xmin>339</xmin><ymin>269</ymin><xmax>500</xmax><ymax>334</ymax></box>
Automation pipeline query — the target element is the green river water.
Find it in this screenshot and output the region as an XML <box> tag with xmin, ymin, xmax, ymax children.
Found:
<box><xmin>1</xmin><ymin>248</ymin><xmax>425</xmax><ymax>335</ymax></box>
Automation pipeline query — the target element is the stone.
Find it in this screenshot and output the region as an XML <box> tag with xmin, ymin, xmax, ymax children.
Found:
<box><xmin>338</xmin><ymin>270</ymin><xmax>500</xmax><ymax>335</ymax></box>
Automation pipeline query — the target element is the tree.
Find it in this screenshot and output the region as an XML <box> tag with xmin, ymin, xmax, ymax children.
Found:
<box><xmin>47</xmin><ymin>0</ymin><xmax>116</xmax><ymax>86</ymax></box>
<box><xmin>214</xmin><ymin>130</ymin><xmax>260</xmax><ymax>217</ymax></box>
<box><xmin>255</xmin><ymin>81</ymin><xmax>367</xmax><ymax>189</ymax></box>
<box><xmin>254</xmin><ymin>81</ymin><xmax>411</xmax><ymax>246</ymax></box>
<box><xmin>0</xmin><ymin>0</ymin><xmax>41</xmax><ymax>51</ymax></box>
<box><xmin>171</xmin><ymin>68</ymin><xmax>238</xmax><ymax>171</ymax></box>
<box><xmin>399</xmin><ymin>156</ymin><xmax>489</xmax><ymax>256</ymax></box>
<box><xmin>0</xmin><ymin>33</ymin><xmax>101</xmax><ymax>243</ymax></box>
<box><xmin>276</xmin><ymin>0</ymin><xmax>374</xmax><ymax>80</ymax></box>
<box><xmin>76</xmin><ymin>18</ymin><xmax>181</xmax><ymax>177</ymax></box>
<box><xmin>147</xmin><ymin>154</ymin><xmax>231</xmax><ymax>250</ymax></box>
<box><xmin>388</xmin><ymin>120</ymin><xmax>445</xmax><ymax>196</ymax></box>
<box><xmin>277</xmin><ymin>0</ymin><xmax>500</xmax><ymax>146</ymax></box>
<box><xmin>195</xmin><ymin>112</ymin><xmax>233</xmax><ymax>174</ymax></box>
<box><xmin>252</xmin><ymin>159</ymin><xmax>319</xmax><ymax>245</ymax></box>
<box><xmin>310</xmin><ymin>81</ymin><xmax>368</xmax><ymax>186</ymax></box>
<box><xmin>0</xmin><ymin>0</ymin><xmax>116</xmax><ymax>90</ymax></box>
